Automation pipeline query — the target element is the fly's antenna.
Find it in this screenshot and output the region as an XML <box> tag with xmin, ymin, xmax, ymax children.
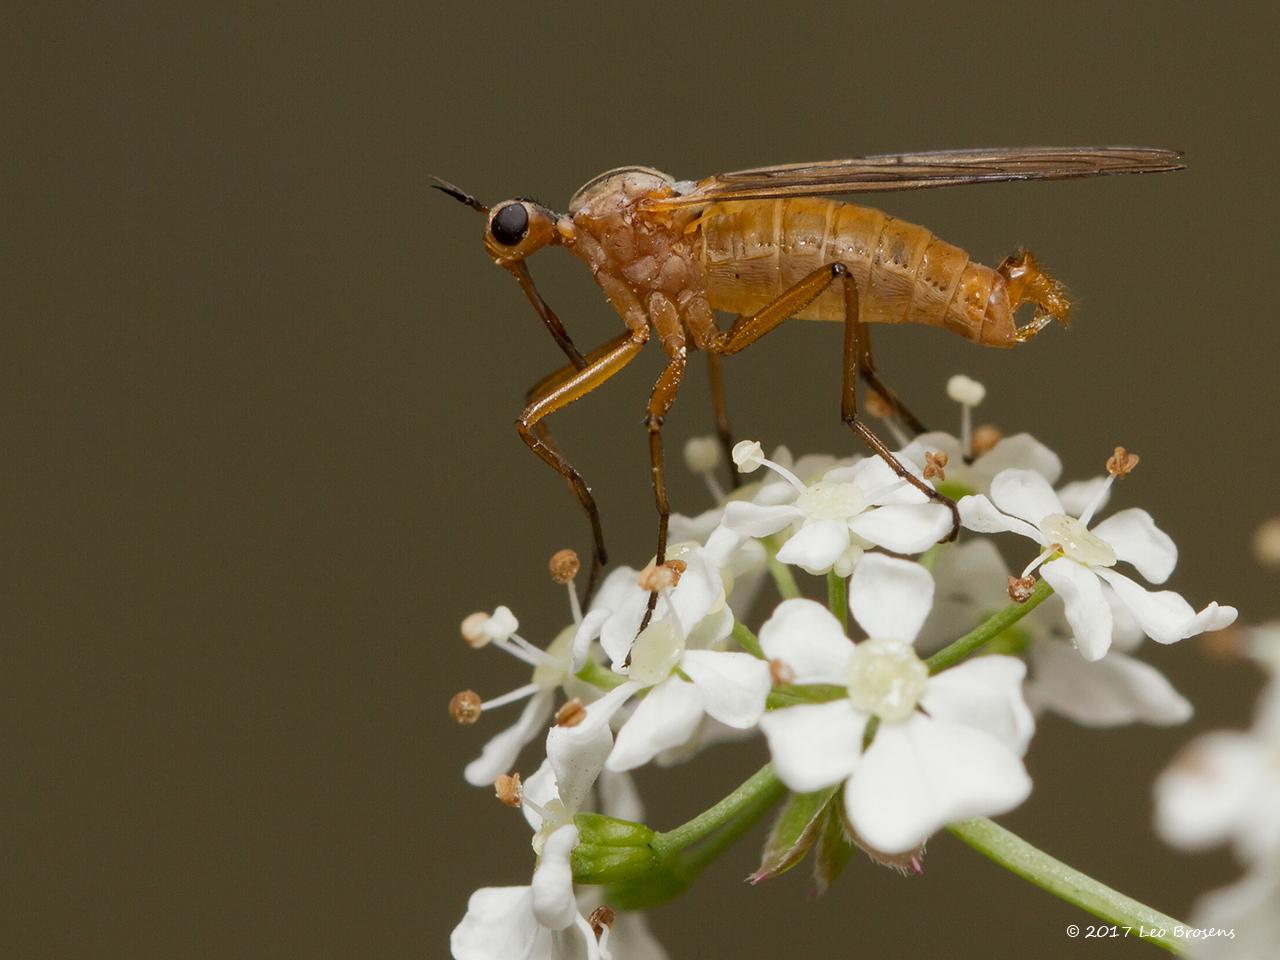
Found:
<box><xmin>431</xmin><ymin>176</ymin><xmax>489</xmax><ymax>214</ymax></box>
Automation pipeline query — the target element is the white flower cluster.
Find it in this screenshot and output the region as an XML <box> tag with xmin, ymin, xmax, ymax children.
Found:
<box><xmin>447</xmin><ymin>379</ymin><xmax>1238</xmax><ymax>958</ymax></box>
<box><xmin>1154</xmin><ymin>626</ymin><xmax>1280</xmax><ymax>959</ymax></box>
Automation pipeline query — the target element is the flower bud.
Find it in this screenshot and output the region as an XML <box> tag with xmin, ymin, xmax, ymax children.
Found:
<box><xmin>569</xmin><ymin>813</ymin><xmax>659</xmax><ymax>884</ymax></box>
<box><xmin>946</xmin><ymin>374</ymin><xmax>986</xmax><ymax>406</ymax></box>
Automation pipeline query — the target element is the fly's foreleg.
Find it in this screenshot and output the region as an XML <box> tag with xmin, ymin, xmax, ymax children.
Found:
<box><xmin>518</xmin><ymin>332</ymin><xmax>647</xmax><ymax>605</ymax></box>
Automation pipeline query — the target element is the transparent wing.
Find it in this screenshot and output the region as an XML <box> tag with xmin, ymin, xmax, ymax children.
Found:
<box><xmin>645</xmin><ymin>146</ymin><xmax>1184</xmax><ymax>209</ymax></box>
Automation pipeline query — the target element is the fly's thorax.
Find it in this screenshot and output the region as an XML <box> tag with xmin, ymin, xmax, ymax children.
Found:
<box><xmin>566</xmin><ymin>168</ymin><xmax>705</xmax><ymax>322</ymax></box>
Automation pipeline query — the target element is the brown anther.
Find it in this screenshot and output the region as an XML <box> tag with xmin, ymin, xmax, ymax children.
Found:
<box><xmin>1106</xmin><ymin>446</ymin><xmax>1140</xmax><ymax>478</ymax></box>
<box><xmin>461</xmin><ymin>612</ymin><xmax>491</xmax><ymax>648</ymax></box>
<box><xmin>768</xmin><ymin>658</ymin><xmax>795</xmax><ymax>686</ymax></box>
<box><xmin>637</xmin><ymin>558</ymin><xmax>686</xmax><ymax>592</ymax></box>
<box><xmin>494</xmin><ymin>772</ymin><xmax>522</xmax><ymax>807</ymax></box>
<box><xmin>549</xmin><ymin>548</ymin><xmax>581</xmax><ymax>584</ymax></box>
<box><xmin>1200</xmin><ymin>625</ymin><xmax>1243</xmax><ymax>662</ymax></box>
<box><xmin>1007</xmin><ymin>575</ymin><xmax>1036</xmax><ymax>604</ymax></box>
<box><xmin>554</xmin><ymin>698</ymin><xmax>586</xmax><ymax>728</ymax></box>
<box><xmin>923</xmin><ymin>450</ymin><xmax>949</xmax><ymax>482</ymax></box>
<box><xmin>587</xmin><ymin>905</ymin><xmax>615</xmax><ymax>940</ymax></box>
<box><xmin>449</xmin><ymin>689</ymin><xmax>482</xmax><ymax>725</ymax></box>
<box><xmin>1252</xmin><ymin>516</ymin><xmax>1280</xmax><ymax>567</ymax></box>
<box><xmin>972</xmin><ymin>424</ymin><xmax>1003</xmax><ymax>457</ymax></box>
<box><xmin>865</xmin><ymin>389</ymin><xmax>893</xmax><ymax>420</ymax></box>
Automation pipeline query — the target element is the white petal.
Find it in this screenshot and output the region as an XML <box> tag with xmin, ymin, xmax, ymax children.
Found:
<box><xmin>532</xmin><ymin>825</ymin><xmax>580</xmax><ymax>931</ymax></box>
<box><xmin>844</xmin><ymin>715</ymin><xmax>1031</xmax><ymax>853</ymax></box>
<box><xmin>848</xmin><ymin>503</ymin><xmax>952</xmax><ymax>554</ymax></box>
<box><xmin>1097</xmin><ymin>569</ymin><xmax>1238</xmax><ymax>645</ymax></box>
<box><xmin>989</xmin><ymin>468</ymin><xmax>1063</xmax><ymax>525</ymax></box>
<box><xmin>598</xmin><ymin>769</ymin><xmax>645</xmax><ymax>823</ymax></box>
<box><xmin>668</xmin><ymin>508</ymin><xmax>718</xmax><ymax>546</ymax></box>
<box><xmin>722</xmin><ymin>501</ymin><xmax>802</xmax><ymax>538</ymax></box>
<box><xmin>1057</xmin><ymin>476</ymin><xmax>1111</xmax><ymax>518</ymax></box>
<box><xmin>464</xmin><ymin>690</ymin><xmax>556</xmax><ymax>787</ymax></box>
<box><xmin>546</xmin><ymin>706</ymin><xmax>616</xmax><ymax>818</ymax></box>
<box><xmin>606</xmin><ymin>677</ymin><xmax>705</xmax><ymax>772</ymax></box>
<box><xmin>921</xmin><ymin>656</ymin><xmax>1034</xmax><ymax>755</ymax></box>
<box><xmin>679</xmin><ymin>649</ymin><xmax>771</xmax><ymax>728</ymax></box>
<box><xmin>521</xmin><ymin>758</ymin><xmax>559</xmax><ymax>832</ymax></box>
<box><xmin>1027</xmin><ymin>640</ymin><xmax>1192</xmax><ymax>727</ymax></box>
<box><xmin>1091</xmin><ymin>508</ymin><xmax>1177</xmax><ymax>585</ymax></box>
<box><xmin>758</xmin><ymin>598</ymin><xmax>853</xmax><ymax>684</ymax></box>
<box><xmin>1041</xmin><ymin>558</ymin><xmax>1113</xmax><ymax>660</ymax></box>
<box><xmin>848</xmin><ymin>553</ymin><xmax>935</xmax><ymax>645</ymax></box>
<box><xmin>838</xmin><ymin>455</ymin><xmax>929</xmax><ymax>505</ymax></box>
<box><xmin>759</xmin><ymin>700</ymin><xmax>867</xmax><ymax>792</ymax></box>
<box><xmin>1154</xmin><ymin>732</ymin><xmax>1265</xmax><ymax>853</ymax></box>
<box><xmin>572</xmin><ymin>609</ymin><xmax>611</xmax><ymax>672</ymax></box>
<box><xmin>668</xmin><ymin>548</ymin><xmax>726</xmax><ymax>636</ymax></box>
<box><xmin>775</xmin><ymin>519</ymin><xmax>849</xmax><ymax>573</ymax></box>
<box><xmin>899</xmin><ymin>432</ymin><xmax>964</xmax><ymax>473</ymax></box>
<box><xmin>957</xmin><ymin>493</ymin><xmax>1042</xmax><ymax>541</ymax></box>
<box><xmin>974</xmin><ymin>434</ymin><xmax>1063</xmax><ymax>486</ymax></box>
<box><xmin>450</xmin><ymin>886</ymin><xmax>539</xmax><ymax>960</ymax></box>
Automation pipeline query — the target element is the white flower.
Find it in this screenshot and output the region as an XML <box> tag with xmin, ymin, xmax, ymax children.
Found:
<box><xmin>450</xmin><ymin>825</ymin><xmax>601</xmax><ymax>960</ymax></box>
<box><xmin>460</xmin><ymin>602</ymin><xmax>600</xmax><ymax>788</ymax></box>
<box><xmin>758</xmin><ymin>554</ymin><xmax>1033</xmax><ymax>853</ymax></box>
<box><xmin>919</xmin><ymin>540</ymin><xmax>1191</xmax><ymax>727</ymax></box>
<box><xmin>1180</xmin><ymin>866</ymin><xmax>1280</xmax><ymax>960</ymax></box>
<box><xmin>721</xmin><ymin>442</ymin><xmax>951</xmax><ymax>576</ymax></box>
<box><xmin>959</xmin><ymin>468</ymin><xmax>1237</xmax><ymax>660</ymax></box>
<box><xmin>1155</xmin><ymin>680</ymin><xmax>1280</xmax><ymax>863</ymax></box>
<box><xmin>559</xmin><ymin>546</ymin><xmax>771</xmax><ymax>773</ymax></box>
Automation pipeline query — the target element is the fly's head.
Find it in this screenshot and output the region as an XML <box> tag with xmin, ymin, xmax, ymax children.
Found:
<box><xmin>432</xmin><ymin>177</ymin><xmax>567</xmax><ymax>268</ymax></box>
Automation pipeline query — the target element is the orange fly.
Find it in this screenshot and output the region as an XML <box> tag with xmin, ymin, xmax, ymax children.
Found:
<box><xmin>435</xmin><ymin>147</ymin><xmax>1183</xmax><ymax>605</ymax></box>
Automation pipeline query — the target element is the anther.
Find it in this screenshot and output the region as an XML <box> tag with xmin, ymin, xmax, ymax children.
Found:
<box><xmin>1106</xmin><ymin>446</ymin><xmax>1140</xmax><ymax>478</ymax></box>
<box><xmin>494</xmin><ymin>772</ymin><xmax>522</xmax><ymax>807</ymax></box>
<box><xmin>554</xmin><ymin>698</ymin><xmax>586</xmax><ymax>727</ymax></box>
<box><xmin>638</xmin><ymin>559</ymin><xmax>685</xmax><ymax>592</ymax></box>
<box><xmin>549</xmin><ymin>548</ymin><xmax>581</xmax><ymax>584</ymax></box>
<box><xmin>972</xmin><ymin>424</ymin><xmax>1003</xmax><ymax>457</ymax></box>
<box><xmin>769</xmin><ymin>658</ymin><xmax>795</xmax><ymax>686</ymax></box>
<box><xmin>1252</xmin><ymin>516</ymin><xmax>1280</xmax><ymax>567</ymax></box>
<box><xmin>683</xmin><ymin>435</ymin><xmax>721</xmax><ymax>474</ymax></box>
<box><xmin>449</xmin><ymin>689</ymin><xmax>483</xmax><ymax>724</ymax></box>
<box><xmin>731</xmin><ymin>439</ymin><xmax>765</xmax><ymax>473</ymax></box>
<box><xmin>923</xmin><ymin>450</ymin><xmax>949</xmax><ymax>482</ymax></box>
<box><xmin>588</xmin><ymin>905</ymin><xmax>616</xmax><ymax>940</ymax></box>
<box><xmin>946</xmin><ymin>374</ymin><xmax>986</xmax><ymax>407</ymax></box>
<box><xmin>1008</xmin><ymin>575</ymin><xmax>1036</xmax><ymax>604</ymax></box>
<box><xmin>461</xmin><ymin>612</ymin><xmax>491</xmax><ymax>648</ymax></box>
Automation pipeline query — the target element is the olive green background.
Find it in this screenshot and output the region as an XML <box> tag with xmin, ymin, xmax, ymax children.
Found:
<box><xmin>7</xmin><ymin>2</ymin><xmax>1279</xmax><ymax>957</ymax></box>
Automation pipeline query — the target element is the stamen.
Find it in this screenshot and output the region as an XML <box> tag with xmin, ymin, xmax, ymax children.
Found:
<box><xmin>588</xmin><ymin>905</ymin><xmax>616</xmax><ymax>941</ymax></box>
<box><xmin>947</xmin><ymin>375</ymin><xmax>986</xmax><ymax>459</ymax></box>
<box><xmin>972</xmin><ymin>424</ymin><xmax>1002</xmax><ymax>458</ymax></box>
<box><xmin>1007</xmin><ymin>575</ymin><xmax>1036</xmax><ymax>603</ymax></box>
<box><xmin>923</xmin><ymin>450</ymin><xmax>949</xmax><ymax>482</ymax></box>
<box><xmin>1020</xmin><ymin>547</ymin><xmax>1055</xmax><ymax>579</ymax></box>
<box><xmin>460</xmin><ymin>612</ymin><xmax>490</xmax><ymax>648</ymax></box>
<box><xmin>449</xmin><ymin>690</ymin><xmax>482</xmax><ymax>725</ymax></box>
<box><xmin>479</xmin><ymin>682</ymin><xmax>541</xmax><ymax>712</ymax></box>
<box><xmin>1077</xmin><ymin>476</ymin><xmax>1115</xmax><ymax>528</ymax></box>
<box><xmin>549</xmin><ymin>548</ymin><xmax>581</xmax><ymax>585</ymax></box>
<box><xmin>504</xmin><ymin>633</ymin><xmax>562</xmax><ymax>669</ymax></box>
<box><xmin>769</xmin><ymin>658</ymin><xmax>795</xmax><ymax>686</ymax></box>
<box><xmin>637</xmin><ymin>559</ymin><xmax>686</xmax><ymax>592</ymax></box>
<box><xmin>494</xmin><ymin>772</ymin><xmax>522</xmax><ymax>807</ymax></box>
<box><xmin>554</xmin><ymin>698</ymin><xmax>586</xmax><ymax>727</ymax></box>
<box><xmin>732</xmin><ymin>439</ymin><xmax>806</xmax><ymax>493</ymax></box>
<box><xmin>1106</xmin><ymin>446</ymin><xmax>1140</xmax><ymax>479</ymax></box>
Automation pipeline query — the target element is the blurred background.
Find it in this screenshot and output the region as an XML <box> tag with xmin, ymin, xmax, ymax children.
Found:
<box><xmin>7</xmin><ymin>2</ymin><xmax>1279</xmax><ymax>956</ymax></box>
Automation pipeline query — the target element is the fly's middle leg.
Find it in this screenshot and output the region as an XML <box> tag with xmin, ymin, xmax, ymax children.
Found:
<box><xmin>636</xmin><ymin>348</ymin><xmax>688</xmax><ymax>636</ymax></box>
<box><xmin>854</xmin><ymin>322</ymin><xmax>929</xmax><ymax>438</ymax></box>
<box><xmin>999</xmin><ymin>249</ymin><xmax>1072</xmax><ymax>341</ymax></box>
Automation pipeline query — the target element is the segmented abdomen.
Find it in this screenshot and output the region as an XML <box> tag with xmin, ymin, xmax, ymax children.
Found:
<box><xmin>697</xmin><ymin>198</ymin><xmax>1012</xmax><ymax>345</ymax></box>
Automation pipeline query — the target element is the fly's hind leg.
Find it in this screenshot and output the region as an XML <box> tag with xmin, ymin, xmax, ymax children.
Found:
<box><xmin>717</xmin><ymin>262</ymin><xmax>959</xmax><ymax>541</ymax></box>
<box><xmin>519</xmin><ymin>331</ymin><xmax>646</xmax><ymax>605</ymax></box>
<box><xmin>705</xmin><ymin>350</ymin><xmax>739</xmax><ymax>489</ymax></box>
<box><xmin>998</xmin><ymin>249</ymin><xmax>1073</xmax><ymax>341</ymax></box>
<box><xmin>854</xmin><ymin>322</ymin><xmax>929</xmax><ymax>437</ymax></box>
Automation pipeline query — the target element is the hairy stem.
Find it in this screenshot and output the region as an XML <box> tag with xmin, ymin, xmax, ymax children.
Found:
<box><xmin>949</xmin><ymin>818</ymin><xmax>1187</xmax><ymax>954</ymax></box>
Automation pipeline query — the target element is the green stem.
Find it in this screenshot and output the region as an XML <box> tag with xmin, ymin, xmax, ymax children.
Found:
<box><xmin>733</xmin><ymin>621</ymin><xmax>764</xmax><ymax>659</ymax></box>
<box><xmin>675</xmin><ymin>775</ymin><xmax>785</xmax><ymax>878</ymax></box>
<box><xmin>653</xmin><ymin>763</ymin><xmax>784</xmax><ymax>858</ymax></box>
<box><xmin>827</xmin><ymin>571</ymin><xmax>848</xmax><ymax>631</ymax></box>
<box><xmin>926</xmin><ymin>579</ymin><xmax>1054</xmax><ymax>674</ymax></box>
<box><xmin>764</xmin><ymin>535</ymin><xmax>801</xmax><ymax>599</ymax></box>
<box><xmin>949</xmin><ymin>819</ymin><xmax>1187</xmax><ymax>954</ymax></box>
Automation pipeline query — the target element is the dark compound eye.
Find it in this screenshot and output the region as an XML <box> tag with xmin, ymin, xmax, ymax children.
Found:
<box><xmin>490</xmin><ymin>203</ymin><xmax>529</xmax><ymax>246</ymax></box>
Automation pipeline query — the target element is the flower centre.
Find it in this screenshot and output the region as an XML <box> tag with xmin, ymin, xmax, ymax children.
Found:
<box><xmin>795</xmin><ymin>481</ymin><xmax>865</xmax><ymax>521</ymax></box>
<box><xmin>532</xmin><ymin>625</ymin><xmax>574</xmax><ymax>689</ymax></box>
<box><xmin>845</xmin><ymin>638</ymin><xmax>928</xmax><ymax>722</ymax></box>
<box><xmin>627</xmin><ymin>617</ymin><xmax>685</xmax><ymax>687</ymax></box>
<box><xmin>1037</xmin><ymin>513</ymin><xmax>1116</xmax><ymax>567</ymax></box>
